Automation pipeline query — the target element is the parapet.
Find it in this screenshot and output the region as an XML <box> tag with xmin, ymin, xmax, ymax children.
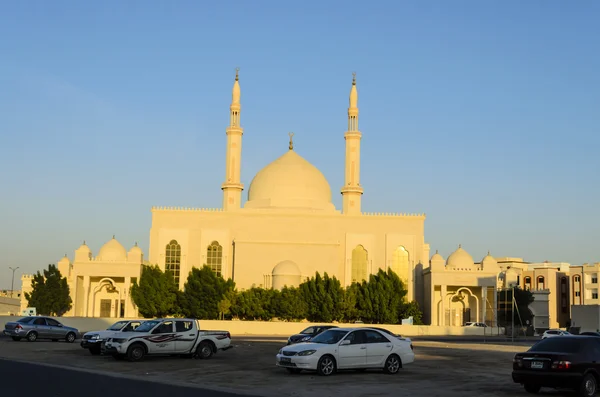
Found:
<box><xmin>361</xmin><ymin>212</ymin><xmax>426</xmax><ymax>218</ymax></box>
<box><xmin>151</xmin><ymin>206</ymin><xmax>224</xmax><ymax>212</ymax></box>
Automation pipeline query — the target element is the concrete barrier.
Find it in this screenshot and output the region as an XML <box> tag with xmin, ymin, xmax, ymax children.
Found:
<box><xmin>0</xmin><ymin>315</ymin><xmax>504</xmax><ymax>336</ymax></box>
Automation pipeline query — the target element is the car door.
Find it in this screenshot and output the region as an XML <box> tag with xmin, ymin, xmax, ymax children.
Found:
<box><xmin>147</xmin><ymin>320</ymin><xmax>175</xmax><ymax>354</ymax></box>
<box><xmin>365</xmin><ymin>330</ymin><xmax>393</xmax><ymax>366</ymax></box>
<box><xmin>45</xmin><ymin>318</ymin><xmax>64</xmax><ymax>338</ymax></box>
<box><xmin>31</xmin><ymin>317</ymin><xmax>50</xmax><ymax>338</ymax></box>
<box><xmin>174</xmin><ymin>320</ymin><xmax>197</xmax><ymax>353</ymax></box>
<box><xmin>337</xmin><ymin>330</ymin><xmax>367</xmax><ymax>369</ymax></box>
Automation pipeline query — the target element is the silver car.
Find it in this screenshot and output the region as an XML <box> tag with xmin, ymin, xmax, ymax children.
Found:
<box><xmin>3</xmin><ymin>316</ymin><xmax>79</xmax><ymax>343</ymax></box>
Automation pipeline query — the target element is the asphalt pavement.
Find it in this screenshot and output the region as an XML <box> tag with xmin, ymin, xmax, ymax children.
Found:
<box><xmin>0</xmin><ymin>358</ymin><xmax>257</xmax><ymax>397</ymax></box>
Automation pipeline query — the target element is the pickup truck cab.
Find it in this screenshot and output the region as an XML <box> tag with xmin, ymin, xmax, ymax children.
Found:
<box><xmin>80</xmin><ymin>320</ymin><xmax>144</xmax><ymax>355</ymax></box>
<box><xmin>103</xmin><ymin>318</ymin><xmax>232</xmax><ymax>362</ymax></box>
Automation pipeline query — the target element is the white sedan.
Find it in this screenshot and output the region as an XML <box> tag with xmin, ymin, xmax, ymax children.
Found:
<box><xmin>541</xmin><ymin>329</ymin><xmax>571</xmax><ymax>339</ymax></box>
<box><xmin>275</xmin><ymin>327</ymin><xmax>415</xmax><ymax>376</ymax></box>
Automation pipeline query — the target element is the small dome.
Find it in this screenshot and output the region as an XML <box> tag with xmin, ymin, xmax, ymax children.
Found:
<box><xmin>97</xmin><ymin>236</ymin><xmax>127</xmax><ymax>262</ymax></box>
<box><xmin>58</xmin><ymin>255</ymin><xmax>70</xmax><ymax>265</ymax></box>
<box><xmin>129</xmin><ymin>242</ymin><xmax>143</xmax><ymax>255</ymax></box>
<box><xmin>430</xmin><ymin>250</ymin><xmax>444</xmax><ymax>262</ymax></box>
<box><xmin>246</xmin><ymin>150</ymin><xmax>335</xmax><ymax>212</ymax></box>
<box><xmin>76</xmin><ymin>242</ymin><xmax>91</xmax><ymax>254</ymax></box>
<box><xmin>482</xmin><ymin>251</ymin><xmax>497</xmax><ymax>266</ymax></box>
<box><xmin>272</xmin><ymin>260</ymin><xmax>301</xmax><ymax>276</ymax></box>
<box><xmin>446</xmin><ymin>245</ymin><xmax>475</xmax><ymax>268</ymax></box>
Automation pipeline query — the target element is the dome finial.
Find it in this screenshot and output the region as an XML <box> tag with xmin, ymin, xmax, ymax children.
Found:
<box><xmin>235</xmin><ymin>67</ymin><xmax>239</xmax><ymax>81</ymax></box>
<box><xmin>435</xmin><ymin>249</ymin><xmax>439</xmax><ymax>254</ymax></box>
<box><xmin>83</xmin><ymin>240</ymin><xmax>86</xmax><ymax>245</ymax></box>
<box><xmin>352</xmin><ymin>72</ymin><xmax>356</xmax><ymax>86</ymax></box>
<box><xmin>458</xmin><ymin>244</ymin><xmax>462</xmax><ymax>248</ymax></box>
<box><xmin>112</xmin><ymin>234</ymin><xmax>115</xmax><ymax>239</ymax></box>
<box><xmin>487</xmin><ymin>250</ymin><xmax>491</xmax><ymax>255</ymax></box>
<box><xmin>135</xmin><ymin>242</ymin><xmax>138</xmax><ymax>247</ymax></box>
<box><xmin>288</xmin><ymin>132</ymin><xmax>294</xmax><ymax>150</ymax></box>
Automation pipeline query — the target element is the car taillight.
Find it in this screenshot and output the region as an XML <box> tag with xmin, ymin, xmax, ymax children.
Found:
<box><xmin>551</xmin><ymin>361</ymin><xmax>571</xmax><ymax>370</ymax></box>
<box><xmin>226</xmin><ymin>332</ymin><xmax>231</xmax><ymax>339</ymax></box>
<box><xmin>513</xmin><ymin>357</ymin><xmax>523</xmax><ymax>368</ymax></box>
<box><xmin>15</xmin><ymin>324</ymin><xmax>22</xmax><ymax>331</ymax></box>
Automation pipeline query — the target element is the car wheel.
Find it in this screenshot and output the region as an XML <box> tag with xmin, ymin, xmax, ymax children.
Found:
<box><xmin>65</xmin><ymin>333</ymin><xmax>76</xmax><ymax>343</ymax></box>
<box><xmin>317</xmin><ymin>355</ymin><xmax>336</xmax><ymax>376</ymax></box>
<box><xmin>27</xmin><ymin>332</ymin><xmax>38</xmax><ymax>342</ymax></box>
<box><xmin>524</xmin><ymin>383</ymin><xmax>541</xmax><ymax>394</ymax></box>
<box><xmin>11</xmin><ymin>337</ymin><xmax>21</xmax><ymax>342</ymax></box>
<box><xmin>286</xmin><ymin>368</ymin><xmax>302</xmax><ymax>374</ymax></box>
<box><xmin>126</xmin><ymin>344</ymin><xmax>146</xmax><ymax>362</ymax></box>
<box><xmin>383</xmin><ymin>354</ymin><xmax>401</xmax><ymax>374</ymax></box>
<box><xmin>195</xmin><ymin>341</ymin><xmax>214</xmax><ymax>359</ymax></box>
<box><xmin>579</xmin><ymin>373</ymin><xmax>598</xmax><ymax>397</ymax></box>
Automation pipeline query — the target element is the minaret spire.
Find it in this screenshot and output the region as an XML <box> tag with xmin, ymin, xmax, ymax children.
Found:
<box><xmin>221</xmin><ymin>67</ymin><xmax>244</xmax><ymax>210</ymax></box>
<box><xmin>341</xmin><ymin>72</ymin><xmax>364</xmax><ymax>215</ymax></box>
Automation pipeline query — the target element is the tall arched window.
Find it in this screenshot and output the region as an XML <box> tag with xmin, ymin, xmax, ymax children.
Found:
<box><xmin>165</xmin><ymin>240</ymin><xmax>181</xmax><ymax>285</ymax></box>
<box><xmin>537</xmin><ymin>276</ymin><xmax>545</xmax><ymax>290</ymax></box>
<box><xmin>351</xmin><ymin>245</ymin><xmax>368</xmax><ymax>283</ymax></box>
<box><xmin>206</xmin><ymin>241</ymin><xmax>223</xmax><ymax>277</ymax></box>
<box><xmin>391</xmin><ymin>246</ymin><xmax>409</xmax><ymax>285</ymax></box>
<box><xmin>524</xmin><ymin>276</ymin><xmax>531</xmax><ymax>290</ymax></box>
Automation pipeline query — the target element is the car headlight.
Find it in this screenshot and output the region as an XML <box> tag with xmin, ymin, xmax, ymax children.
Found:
<box><xmin>278</xmin><ymin>349</ymin><xmax>283</xmax><ymax>355</ymax></box>
<box><xmin>301</xmin><ymin>336</ymin><xmax>311</xmax><ymax>341</ymax></box>
<box><xmin>90</xmin><ymin>334</ymin><xmax>100</xmax><ymax>340</ymax></box>
<box><xmin>297</xmin><ymin>350</ymin><xmax>316</xmax><ymax>356</ymax></box>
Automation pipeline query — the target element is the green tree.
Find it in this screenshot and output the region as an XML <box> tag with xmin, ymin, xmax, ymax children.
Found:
<box><xmin>25</xmin><ymin>264</ymin><xmax>72</xmax><ymax>316</ymax></box>
<box><xmin>180</xmin><ymin>265</ymin><xmax>235</xmax><ymax>320</ymax></box>
<box><xmin>299</xmin><ymin>272</ymin><xmax>345</xmax><ymax>322</ymax></box>
<box><xmin>497</xmin><ymin>287</ymin><xmax>534</xmax><ymax>326</ymax></box>
<box><xmin>341</xmin><ymin>283</ymin><xmax>361</xmax><ymax>323</ymax></box>
<box><xmin>230</xmin><ymin>287</ymin><xmax>276</xmax><ymax>321</ymax></box>
<box><xmin>355</xmin><ymin>269</ymin><xmax>408</xmax><ymax>324</ymax></box>
<box><xmin>272</xmin><ymin>286</ymin><xmax>307</xmax><ymax>321</ymax></box>
<box><xmin>398</xmin><ymin>300</ymin><xmax>424</xmax><ymax>325</ymax></box>
<box><xmin>130</xmin><ymin>264</ymin><xmax>179</xmax><ymax>318</ymax></box>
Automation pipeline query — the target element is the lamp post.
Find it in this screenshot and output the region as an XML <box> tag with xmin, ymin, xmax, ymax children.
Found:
<box><xmin>9</xmin><ymin>267</ymin><xmax>20</xmax><ymax>298</ymax></box>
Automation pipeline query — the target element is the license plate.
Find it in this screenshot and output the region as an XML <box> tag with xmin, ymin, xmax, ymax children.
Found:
<box><xmin>280</xmin><ymin>357</ymin><xmax>291</xmax><ymax>363</ymax></box>
<box><xmin>531</xmin><ymin>361</ymin><xmax>544</xmax><ymax>369</ymax></box>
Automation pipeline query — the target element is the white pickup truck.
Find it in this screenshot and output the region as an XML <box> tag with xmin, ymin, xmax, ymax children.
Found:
<box><xmin>102</xmin><ymin>318</ymin><xmax>232</xmax><ymax>362</ymax></box>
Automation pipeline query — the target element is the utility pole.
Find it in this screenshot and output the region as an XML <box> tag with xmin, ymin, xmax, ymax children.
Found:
<box><xmin>512</xmin><ymin>285</ymin><xmax>515</xmax><ymax>342</ymax></box>
<box><xmin>9</xmin><ymin>267</ymin><xmax>20</xmax><ymax>298</ymax></box>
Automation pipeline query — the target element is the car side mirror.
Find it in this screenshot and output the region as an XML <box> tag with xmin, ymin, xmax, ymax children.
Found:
<box><xmin>340</xmin><ymin>339</ymin><xmax>351</xmax><ymax>346</ymax></box>
<box><xmin>57</xmin><ymin>324</ymin><xmax>63</xmax><ymax>327</ymax></box>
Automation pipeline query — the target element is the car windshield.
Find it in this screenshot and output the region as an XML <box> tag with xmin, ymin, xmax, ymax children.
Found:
<box><xmin>529</xmin><ymin>338</ymin><xmax>582</xmax><ymax>353</ymax></box>
<box><xmin>108</xmin><ymin>321</ymin><xmax>129</xmax><ymax>331</ymax></box>
<box><xmin>133</xmin><ymin>320</ymin><xmax>160</xmax><ymax>332</ymax></box>
<box><xmin>17</xmin><ymin>317</ymin><xmax>33</xmax><ymax>323</ymax></box>
<box><xmin>310</xmin><ymin>329</ymin><xmax>349</xmax><ymax>344</ymax></box>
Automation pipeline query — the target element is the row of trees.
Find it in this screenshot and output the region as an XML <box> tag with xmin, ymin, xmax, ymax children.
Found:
<box><xmin>131</xmin><ymin>265</ymin><xmax>424</xmax><ymax>324</ymax></box>
<box><xmin>24</xmin><ymin>264</ymin><xmax>73</xmax><ymax>316</ymax></box>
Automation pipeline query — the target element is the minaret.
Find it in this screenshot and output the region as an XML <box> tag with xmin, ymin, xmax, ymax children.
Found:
<box><xmin>221</xmin><ymin>68</ymin><xmax>244</xmax><ymax>210</ymax></box>
<box><xmin>341</xmin><ymin>72</ymin><xmax>364</xmax><ymax>215</ymax></box>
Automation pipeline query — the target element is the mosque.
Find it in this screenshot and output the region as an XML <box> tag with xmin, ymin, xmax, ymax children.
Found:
<box><xmin>20</xmin><ymin>71</ymin><xmax>502</xmax><ymax>326</ymax></box>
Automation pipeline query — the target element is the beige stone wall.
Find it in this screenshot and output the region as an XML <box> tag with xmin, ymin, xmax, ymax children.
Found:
<box><xmin>149</xmin><ymin>208</ymin><xmax>426</xmax><ymax>301</ymax></box>
<box><xmin>0</xmin><ymin>315</ymin><xmax>504</xmax><ymax>336</ymax></box>
<box><xmin>0</xmin><ymin>298</ymin><xmax>20</xmax><ymax>315</ymax></box>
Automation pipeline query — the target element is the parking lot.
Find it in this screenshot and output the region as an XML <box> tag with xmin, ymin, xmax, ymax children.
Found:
<box><xmin>0</xmin><ymin>335</ymin><xmax>560</xmax><ymax>396</ymax></box>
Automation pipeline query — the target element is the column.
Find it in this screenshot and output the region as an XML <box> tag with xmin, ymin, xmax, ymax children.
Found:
<box><xmin>82</xmin><ymin>275</ymin><xmax>90</xmax><ymax>317</ymax></box>
<box><xmin>440</xmin><ymin>285</ymin><xmax>447</xmax><ymax>326</ymax></box>
<box><xmin>124</xmin><ymin>277</ymin><xmax>131</xmax><ymax>318</ymax></box>
<box><xmin>482</xmin><ymin>287</ymin><xmax>488</xmax><ymax>325</ymax></box>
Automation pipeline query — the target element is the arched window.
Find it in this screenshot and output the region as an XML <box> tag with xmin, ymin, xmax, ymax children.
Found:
<box><xmin>524</xmin><ymin>276</ymin><xmax>531</xmax><ymax>291</ymax></box>
<box><xmin>391</xmin><ymin>246</ymin><xmax>409</xmax><ymax>285</ymax></box>
<box><xmin>351</xmin><ymin>245</ymin><xmax>368</xmax><ymax>283</ymax></box>
<box><xmin>206</xmin><ymin>241</ymin><xmax>223</xmax><ymax>277</ymax></box>
<box><xmin>537</xmin><ymin>276</ymin><xmax>545</xmax><ymax>290</ymax></box>
<box><xmin>165</xmin><ymin>240</ymin><xmax>181</xmax><ymax>285</ymax></box>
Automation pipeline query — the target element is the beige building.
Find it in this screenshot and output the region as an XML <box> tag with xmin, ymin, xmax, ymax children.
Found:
<box><xmin>22</xmin><ymin>72</ymin><xmax>438</xmax><ymax>320</ymax></box>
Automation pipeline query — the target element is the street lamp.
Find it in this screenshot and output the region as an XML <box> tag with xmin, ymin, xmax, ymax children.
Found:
<box><xmin>9</xmin><ymin>267</ymin><xmax>20</xmax><ymax>298</ymax></box>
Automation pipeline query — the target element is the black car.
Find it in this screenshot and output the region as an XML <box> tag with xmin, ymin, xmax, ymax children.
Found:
<box><xmin>287</xmin><ymin>325</ymin><xmax>338</xmax><ymax>345</ymax></box>
<box><xmin>512</xmin><ymin>335</ymin><xmax>600</xmax><ymax>396</ymax></box>
<box><xmin>580</xmin><ymin>332</ymin><xmax>600</xmax><ymax>337</ymax></box>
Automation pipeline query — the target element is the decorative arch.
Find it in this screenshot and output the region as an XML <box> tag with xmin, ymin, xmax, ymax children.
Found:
<box><xmin>445</xmin><ymin>287</ymin><xmax>480</xmax><ymax>325</ymax></box>
<box><xmin>391</xmin><ymin>246</ymin><xmax>409</xmax><ymax>284</ymax></box>
<box><xmin>207</xmin><ymin>241</ymin><xmax>223</xmax><ymax>277</ymax></box>
<box><xmin>524</xmin><ymin>276</ymin><xmax>532</xmax><ymax>290</ymax></box>
<box><xmin>165</xmin><ymin>240</ymin><xmax>181</xmax><ymax>285</ymax></box>
<box><xmin>91</xmin><ymin>278</ymin><xmax>121</xmax><ymax>318</ymax></box>
<box><xmin>351</xmin><ymin>245</ymin><xmax>368</xmax><ymax>283</ymax></box>
<box><xmin>537</xmin><ymin>276</ymin><xmax>545</xmax><ymax>290</ymax></box>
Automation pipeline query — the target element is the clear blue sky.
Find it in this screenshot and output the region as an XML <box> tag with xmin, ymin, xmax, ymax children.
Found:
<box><xmin>1</xmin><ymin>0</ymin><xmax>599</xmax><ymax>288</ymax></box>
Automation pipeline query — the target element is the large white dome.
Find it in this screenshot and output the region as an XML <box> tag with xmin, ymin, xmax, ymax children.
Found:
<box><xmin>96</xmin><ymin>237</ymin><xmax>127</xmax><ymax>262</ymax></box>
<box><xmin>245</xmin><ymin>150</ymin><xmax>336</xmax><ymax>212</ymax></box>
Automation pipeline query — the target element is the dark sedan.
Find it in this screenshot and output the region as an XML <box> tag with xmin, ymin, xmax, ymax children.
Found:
<box><xmin>512</xmin><ymin>336</ymin><xmax>600</xmax><ymax>396</ymax></box>
<box><xmin>287</xmin><ymin>325</ymin><xmax>338</xmax><ymax>345</ymax></box>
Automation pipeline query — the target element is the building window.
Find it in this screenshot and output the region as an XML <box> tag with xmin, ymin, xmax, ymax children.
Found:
<box><xmin>165</xmin><ymin>240</ymin><xmax>181</xmax><ymax>286</ymax></box>
<box><xmin>575</xmin><ymin>291</ymin><xmax>581</xmax><ymax>297</ymax></box>
<box><xmin>391</xmin><ymin>246</ymin><xmax>409</xmax><ymax>285</ymax></box>
<box><xmin>206</xmin><ymin>241</ymin><xmax>223</xmax><ymax>277</ymax></box>
<box><xmin>537</xmin><ymin>276</ymin><xmax>545</xmax><ymax>290</ymax></box>
<box><xmin>593</xmin><ymin>290</ymin><xmax>599</xmax><ymax>300</ymax></box>
<box><xmin>524</xmin><ymin>276</ymin><xmax>531</xmax><ymax>291</ymax></box>
<box><xmin>593</xmin><ymin>275</ymin><xmax>598</xmax><ymax>284</ymax></box>
<box><xmin>351</xmin><ymin>245</ymin><xmax>368</xmax><ymax>283</ymax></box>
